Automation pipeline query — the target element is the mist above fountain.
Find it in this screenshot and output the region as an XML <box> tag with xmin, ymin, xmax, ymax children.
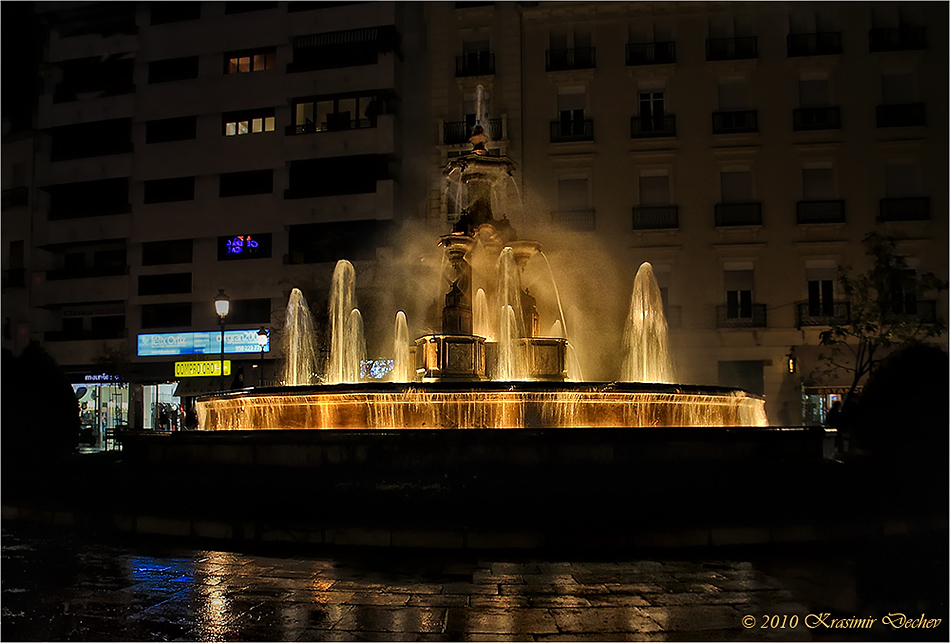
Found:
<box><xmin>196</xmin><ymin>87</ymin><xmax>768</xmax><ymax>430</ymax></box>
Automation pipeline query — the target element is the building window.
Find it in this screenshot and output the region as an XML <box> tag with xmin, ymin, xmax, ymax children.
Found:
<box><xmin>143</xmin><ymin>177</ymin><xmax>196</xmax><ymax>204</ymax></box>
<box><xmin>145</xmin><ymin>116</ymin><xmax>197</xmax><ymax>144</ymax></box>
<box><xmin>546</xmin><ymin>30</ymin><xmax>595</xmax><ymax>71</ymax></box>
<box><xmin>718</xmin><ymin>264</ymin><xmax>766</xmax><ymax>327</ymax></box>
<box><xmin>223</xmin><ymin>109</ymin><xmax>276</xmax><ymax>136</ymax></box>
<box><xmin>47</xmin><ymin>178</ymin><xmax>130</xmax><ymax>220</ymax></box>
<box><xmin>142</xmin><ymin>303</ymin><xmax>192</xmax><ymax>329</ymax></box>
<box><xmin>142</xmin><ymin>239</ymin><xmax>193</xmax><ymax>266</ymax></box>
<box><xmin>285</xmin><ymin>155</ymin><xmax>387</xmax><ymax>199</ymax></box>
<box><xmin>798</xmin><ymin>166</ymin><xmax>844</xmax><ymax>224</ymax></box>
<box><xmin>148</xmin><ymin>56</ymin><xmax>200</xmax><ymax>84</ymax></box>
<box><xmin>150</xmin><ymin>3</ymin><xmax>201</xmax><ymax>25</ymax></box>
<box><xmin>227</xmin><ymin>298</ymin><xmax>273</xmax><ymax>325</ymax></box>
<box><xmin>880</xmin><ymin>159</ymin><xmax>928</xmax><ymax>221</ymax></box>
<box><xmin>552</xmin><ymin>88</ymin><xmax>592</xmax><ymax>142</ymax></box>
<box><xmin>633</xmin><ymin>172</ymin><xmax>677</xmax><ymax>229</ymax></box>
<box><xmin>289</xmin><ymin>93</ymin><xmax>383</xmax><ymax>135</ymax></box>
<box><xmin>224</xmin><ymin>47</ymin><xmax>276</xmax><ymax>74</ymax></box>
<box><xmin>633</xmin><ymin>89</ymin><xmax>674</xmax><ymax>136</ymax></box>
<box><xmin>457</xmin><ymin>40</ymin><xmax>494</xmax><ymax>76</ymax></box>
<box><xmin>794</xmin><ymin>75</ymin><xmax>840</xmax><ymax>130</ymax></box>
<box><xmin>49</xmin><ymin>119</ymin><xmax>132</xmax><ymax>161</ymax></box>
<box><xmin>287</xmin><ymin>220</ymin><xmax>394</xmax><ymax>264</ymax></box>
<box><xmin>54</xmin><ymin>56</ymin><xmax>135</xmax><ymax>103</ymax></box>
<box><xmin>138</xmin><ymin>273</ymin><xmax>192</xmax><ymax>296</ymax></box>
<box><xmin>288</xmin><ymin>26</ymin><xmax>398</xmax><ymax>73</ymax></box>
<box><xmin>807</xmin><ymin>267</ymin><xmax>836</xmax><ymax>318</ymax></box>
<box><xmin>553</xmin><ymin>176</ymin><xmax>595</xmax><ymax>230</ymax></box>
<box><xmin>877</xmin><ymin>72</ymin><xmax>925</xmax><ymax>127</ymax></box>
<box><xmin>219</xmin><ymin>170</ymin><xmax>274</xmax><ymax>198</ymax></box>
<box><xmin>218</xmin><ymin>234</ymin><xmax>273</xmax><ymax>260</ymax></box>
<box><xmin>224</xmin><ymin>2</ymin><xmax>277</xmax><ymax>14</ymax></box>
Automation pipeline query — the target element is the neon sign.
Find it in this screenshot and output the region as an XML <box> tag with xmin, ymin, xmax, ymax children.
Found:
<box><xmin>218</xmin><ymin>233</ymin><xmax>271</xmax><ymax>260</ymax></box>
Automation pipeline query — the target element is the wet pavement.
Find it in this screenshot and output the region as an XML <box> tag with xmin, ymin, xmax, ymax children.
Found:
<box><xmin>1</xmin><ymin>524</ymin><xmax>946</xmax><ymax>642</ymax></box>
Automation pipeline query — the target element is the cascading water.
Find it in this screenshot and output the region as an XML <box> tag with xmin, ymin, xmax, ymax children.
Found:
<box><xmin>328</xmin><ymin>260</ymin><xmax>360</xmax><ymax>384</ymax></box>
<box><xmin>621</xmin><ymin>262</ymin><xmax>674</xmax><ymax>384</ymax></box>
<box><xmin>343</xmin><ymin>308</ymin><xmax>366</xmax><ymax>383</ymax></box>
<box><xmin>496</xmin><ymin>247</ymin><xmax>526</xmax><ymax>379</ymax></box>
<box><xmin>392</xmin><ymin>311</ymin><xmax>412</xmax><ymax>382</ymax></box>
<box><xmin>280</xmin><ymin>288</ymin><xmax>318</xmax><ymax>386</ymax></box>
<box><xmin>473</xmin><ymin>288</ymin><xmax>491</xmax><ymax>339</ymax></box>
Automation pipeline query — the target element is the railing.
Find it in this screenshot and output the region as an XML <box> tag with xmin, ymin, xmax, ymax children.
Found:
<box><xmin>869</xmin><ymin>26</ymin><xmax>926</xmax><ymax>52</ymax></box>
<box><xmin>712</xmin><ymin>110</ymin><xmax>758</xmax><ymax>134</ymax></box>
<box><xmin>787</xmin><ymin>32</ymin><xmax>842</xmax><ymax>57</ymax></box>
<box><xmin>456</xmin><ymin>52</ymin><xmax>494</xmax><ymax>77</ymax></box>
<box><xmin>716</xmin><ymin>303</ymin><xmax>767</xmax><ymax>328</ymax></box>
<box><xmin>2</xmin><ymin>268</ymin><xmax>25</xmax><ymax>288</ymax></box>
<box><xmin>630</xmin><ymin>115</ymin><xmax>676</xmax><ymax>138</ymax></box>
<box><xmin>885</xmin><ymin>299</ymin><xmax>938</xmax><ymax>323</ymax></box>
<box><xmin>550</xmin><ymin>119</ymin><xmax>593</xmax><ymax>142</ymax></box>
<box><xmin>876</xmin><ymin>103</ymin><xmax>925</xmax><ymax>128</ymax></box>
<box><xmin>545</xmin><ymin>47</ymin><xmax>596</xmax><ymax>71</ymax></box>
<box><xmin>625</xmin><ymin>41</ymin><xmax>676</xmax><ymax>65</ymax></box>
<box><xmin>797</xmin><ymin>301</ymin><xmax>850</xmax><ymax>327</ymax></box>
<box><xmin>879</xmin><ymin>197</ymin><xmax>930</xmax><ymax>222</ymax></box>
<box><xmin>285</xmin><ymin>118</ymin><xmax>375</xmax><ymax>135</ymax></box>
<box><xmin>443</xmin><ymin>118</ymin><xmax>503</xmax><ymax>145</ymax></box>
<box><xmin>632</xmin><ymin>205</ymin><xmax>678</xmax><ymax>230</ymax></box>
<box><xmin>793</xmin><ymin>106</ymin><xmax>840</xmax><ymax>131</ymax></box>
<box><xmin>551</xmin><ymin>210</ymin><xmax>596</xmax><ymax>231</ymax></box>
<box><xmin>706</xmin><ymin>36</ymin><xmax>758</xmax><ymax>61</ymax></box>
<box><xmin>44</xmin><ymin>328</ymin><xmax>127</xmax><ymax>342</ymax></box>
<box><xmin>46</xmin><ymin>265</ymin><xmax>130</xmax><ymax>281</ymax></box>
<box><xmin>797</xmin><ymin>200</ymin><xmax>845</xmax><ymax>224</ymax></box>
<box><xmin>715</xmin><ymin>202</ymin><xmax>762</xmax><ymax>226</ymax></box>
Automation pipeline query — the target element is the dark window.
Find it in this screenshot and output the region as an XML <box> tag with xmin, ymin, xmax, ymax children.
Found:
<box><xmin>142</xmin><ymin>239</ymin><xmax>193</xmax><ymax>266</ymax></box>
<box><xmin>219</xmin><ymin>170</ymin><xmax>273</xmax><ymax>197</ymax></box>
<box><xmin>288</xmin><ymin>26</ymin><xmax>398</xmax><ymax>73</ymax></box>
<box><xmin>218</xmin><ymin>234</ymin><xmax>273</xmax><ymax>260</ymax></box>
<box><xmin>142</xmin><ymin>303</ymin><xmax>192</xmax><ymax>328</ymax></box>
<box><xmin>90</xmin><ymin>315</ymin><xmax>126</xmax><ymax>338</ymax></box>
<box><xmin>288</xmin><ymin>2</ymin><xmax>365</xmax><ymax>11</ymax></box>
<box><xmin>94</xmin><ymin>248</ymin><xmax>127</xmax><ymax>271</ymax></box>
<box><xmin>138</xmin><ymin>273</ymin><xmax>192</xmax><ymax>296</ymax></box>
<box><xmin>224</xmin><ymin>47</ymin><xmax>276</xmax><ymax>74</ymax></box>
<box><xmin>54</xmin><ymin>2</ymin><xmax>137</xmax><ymax>38</ymax></box>
<box><xmin>148</xmin><ymin>56</ymin><xmax>200</xmax><ymax>84</ymax></box>
<box><xmin>49</xmin><ymin>119</ymin><xmax>132</xmax><ymax>161</ymax></box>
<box><xmin>54</xmin><ymin>56</ymin><xmax>135</xmax><ymax>103</ymax></box>
<box><xmin>225</xmin><ymin>2</ymin><xmax>277</xmax><ymax>14</ymax></box>
<box><xmin>285</xmin><ymin>155</ymin><xmax>387</xmax><ymax>198</ymax></box>
<box><xmin>143</xmin><ymin>177</ymin><xmax>195</xmax><ymax>204</ymax></box>
<box><xmin>150</xmin><ymin>2</ymin><xmax>201</xmax><ymax>24</ymax></box>
<box><xmin>227</xmin><ymin>298</ymin><xmax>272</xmax><ymax>325</ymax></box>
<box><xmin>288</xmin><ymin>220</ymin><xmax>394</xmax><ymax>264</ymax></box>
<box><xmin>145</xmin><ymin>116</ymin><xmax>197</xmax><ymax>143</ymax></box>
<box><xmin>47</xmin><ymin>178</ymin><xmax>130</xmax><ymax>219</ymax></box>
<box><xmin>222</xmin><ymin>108</ymin><xmax>276</xmax><ymax>136</ymax></box>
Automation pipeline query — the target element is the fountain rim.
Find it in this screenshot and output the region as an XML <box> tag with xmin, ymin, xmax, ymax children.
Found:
<box><xmin>197</xmin><ymin>380</ymin><xmax>765</xmax><ymax>402</ymax></box>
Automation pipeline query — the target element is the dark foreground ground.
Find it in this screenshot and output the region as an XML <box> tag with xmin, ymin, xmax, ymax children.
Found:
<box><xmin>1</xmin><ymin>522</ymin><xmax>946</xmax><ymax>642</ymax></box>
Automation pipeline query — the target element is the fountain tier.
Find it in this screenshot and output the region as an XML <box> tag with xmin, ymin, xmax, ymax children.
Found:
<box><xmin>197</xmin><ymin>382</ymin><xmax>767</xmax><ymax>431</ymax></box>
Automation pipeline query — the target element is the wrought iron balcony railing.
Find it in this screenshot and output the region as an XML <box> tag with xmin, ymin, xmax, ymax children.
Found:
<box><xmin>869</xmin><ymin>26</ymin><xmax>926</xmax><ymax>52</ymax></box>
<box><xmin>715</xmin><ymin>202</ymin><xmax>762</xmax><ymax>227</ymax></box>
<box><xmin>456</xmin><ymin>51</ymin><xmax>495</xmax><ymax>77</ymax></box>
<box><xmin>712</xmin><ymin>110</ymin><xmax>758</xmax><ymax>134</ymax></box>
<box><xmin>442</xmin><ymin>118</ymin><xmax>503</xmax><ymax>145</ymax></box>
<box><xmin>797</xmin><ymin>200</ymin><xmax>845</xmax><ymax>224</ymax></box>
<box><xmin>632</xmin><ymin>205</ymin><xmax>678</xmax><ymax>230</ymax></box>
<box><xmin>787</xmin><ymin>32</ymin><xmax>842</xmax><ymax>57</ymax></box>
<box><xmin>879</xmin><ymin>197</ymin><xmax>930</xmax><ymax>222</ymax></box>
<box><xmin>706</xmin><ymin>36</ymin><xmax>757</xmax><ymax>61</ymax></box>
<box><xmin>625</xmin><ymin>41</ymin><xmax>676</xmax><ymax>65</ymax></box>
<box><xmin>793</xmin><ymin>106</ymin><xmax>841</xmax><ymax>131</ymax></box>
<box><xmin>630</xmin><ymin>115</ymin><xmax>676</xmax><ymax>138</ymax></box>
<box><xmin>876</xmin><ymin>103</ymin><xmax>925</xmax><ymax>128</ymax></box>
<box><xmin>716</xmin><ymin>303</ymin><xmax>767</xmax><ymax>328</ymax></box>
<box><xmin>552</xmin><ymin>209</ymin><xmax>596</xmax><ymax>231</ymax></box>
<box><xmin>797</xmin><ymin>301</ymin><xmax>850</xmax><ymax>327</ymax></box>
<box><xmin>550</xmin><ymin>119</ymin><xmax>593</xmax><ymax>142</ymax></box>
<box><xmin>545</xmin><ymin>47</ymin><xmax>596</xmax><ymax>71</ymax></box>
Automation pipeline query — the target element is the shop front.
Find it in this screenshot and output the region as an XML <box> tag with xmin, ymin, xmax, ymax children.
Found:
<box><xmin>71</xmin><ymin>373</ymin><xmax>129</xmax><ymax>450</ymax></box>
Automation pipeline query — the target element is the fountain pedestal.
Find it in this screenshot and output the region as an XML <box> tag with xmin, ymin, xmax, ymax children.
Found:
<box><xmin>415</xmin><ymin>334</ymin><xmax>487</xmax><ymax>381</ymax></box>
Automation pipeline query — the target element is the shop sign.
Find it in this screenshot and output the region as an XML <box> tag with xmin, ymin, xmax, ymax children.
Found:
<box><xmin>78</xmin><ymin>373</ymin><xmax>123</xmax><ymax>383</ymax></box>
<box><xmin>175</xmin><ymin>360</ymin><xmax>231</xmax><ymax>378</ymax></box>
<box><xmin>137</xmin><ymin>330</ymin><xmax>271</xmax><ymax>357</ymax></box>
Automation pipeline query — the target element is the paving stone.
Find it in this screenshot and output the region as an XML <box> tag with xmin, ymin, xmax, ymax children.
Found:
<box><xmin>639</xmin><ymin>605</ymin><xmax>744</xmax><ymax>631</ymax></box>
<box><xmin>408</xmin><ymin>594</ymin><xmax>470</xmax><ymax>607</ymax></box>
<box><xmin>550</xmin><ymin>606</ymin><xmax>664</xmax><ymax>634</ymax></box>
<box><xmin>333</xmin><ymin>606</ymin><xmax>447</xmax><ymax>634</ymax></box>
<box><xmin>444</xmin><ymin>607</ymin><xmax>559</xmax><ymax>635</ymax></box>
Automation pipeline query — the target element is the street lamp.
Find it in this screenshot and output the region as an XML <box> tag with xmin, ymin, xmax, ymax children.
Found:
<box><xmin>214</xmin><ymin>289</ymin><xmax>230</xmax><ymax>391</ymax></box>
<box><xmin>257</xmin><ymin>327</ymin><xmax>269</xmax><ymax>386</ymax></box>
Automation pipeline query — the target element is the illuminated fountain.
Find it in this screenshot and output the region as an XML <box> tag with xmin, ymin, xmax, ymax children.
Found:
<box><xmin>196</xmin><ymin>84</ymin><xmax>768</xmax><ymax>431</ymax></box>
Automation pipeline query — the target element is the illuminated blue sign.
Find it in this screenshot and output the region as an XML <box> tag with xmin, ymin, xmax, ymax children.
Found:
<box><xmin>137</xmin><ymin>330</ymin><xmax>271</xmax><ymax>357</ymax></box>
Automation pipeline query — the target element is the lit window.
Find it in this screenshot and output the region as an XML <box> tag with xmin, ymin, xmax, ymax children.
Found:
<box><xmin>238</xmin><ymin>121</ymin><xmax>249</xmax><ymax>135</ymax></box>
<box><xmin>226</xmin><ymin>122</ymin><xmax>237</xmax><ymax>136</ymax></box>
<box><xmin>238</xmin><ymin>56</ymin><xmax>251</xmax><ymax>72</ymax></box>
<box><xmin>224</xmin><ymin>48</ymin><xmax>276</xmax><ymax>74</ymax></box>
<box><xmin>252</xmin><ymin>118</ymin><xmax>263</xmax><ymax>133</ymax></box>
<box><xmin>264</xmin><ymin>116</ymin><xmax>275</xmax><ymax>132</ymax></box>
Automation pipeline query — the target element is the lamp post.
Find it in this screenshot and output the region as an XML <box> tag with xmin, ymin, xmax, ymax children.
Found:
<box><xmin>257</xmin><ymin>327</ymin><xmax>269</xmax><ymax>386</ymax></box>
<box><xmin>214</xmin><ymin>290</ymin><xmax>230</xmax><ymax>391</ymax></box>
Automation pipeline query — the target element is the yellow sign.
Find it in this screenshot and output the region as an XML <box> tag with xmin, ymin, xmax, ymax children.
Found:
<box><xmin>175</xmin><ymin>360</ymin><xmax>231</xmax><ymax>378</ymax></box>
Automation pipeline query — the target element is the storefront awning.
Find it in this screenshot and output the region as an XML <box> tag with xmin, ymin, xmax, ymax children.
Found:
<box><xmin>173</xmin><ymin>378</ymin><xmax>229</xmax><ymax>398</ymax></box>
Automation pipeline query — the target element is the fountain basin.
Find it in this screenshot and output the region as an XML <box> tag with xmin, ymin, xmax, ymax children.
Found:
<box><xmin>195</xmin><ymin>382</ymin><xmax>767</xmax><ymax>431</ymax></box>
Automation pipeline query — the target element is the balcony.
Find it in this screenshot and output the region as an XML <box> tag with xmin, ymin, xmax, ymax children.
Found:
<box><xmin>797</xmin><ymin>301</ymin><xmax>850</xmax><ymax>328</ymax></box>
<box><xmin>712</xmin><ymin>110</ymin><xmax>758</xmax><ymax>134</ymax></box>
<box><xmin>797</xmin><ymin>200</ymin><xmax>845</xmax><ymax>224</ymax></box>
<box><xmin>285</xmin><ymin>117</ymin><xmax>376</xmax><ymax>136</ymax></box>
<box><xmin>632</xmin><ymin>206</ymin><xmax>678</xmax><ymax>230</ymax></box>
<box><xmin>879</xmin><ymin>197</ymin><xmax>930</xmax><ymax>222</ymax></box>
<box><xmin>443</xmin><ymin>118</ymin><xmax>503</xmax><ymax>145</ymax></box>
<box><xmin>706</xmin><ymin>36</ymin><xmax>757</xmax><ymax>61</ymax></box>
<box><xmin>630</xmin><ymin>115</ymin><xmax>676</xmax><ymax>138</ymax></box>
<box><xmin>46</xmin><ymin>265</ymin><xmax>130</xmax><ymax>281</ymax></box>
<box><xmin>625</xmin><ymin>41</ymin><xmax>676</xmax><ymax>66</ymax></box>
<box><xmin>787</xmin><ymin>32</ymin><xmax>842</xmax><ymax>57</ymax></box>
<box><xmin>552</xmin><ymin>210</ymin><xmax>595</xmax><ymax>231</ymax></box>
<box><xmin>793</xmin><ymin>106</ymin><xmax>840</xmax><ymax>131</ymax></box>
<box><xmin>876</xmin><ymin>103</ymin><xmax>925</xmax><ymax>128</ymax></box>
<box><xmin>456</xmin><ymin>52</ymin><xmax>494</xmax><ymax>77</ymax></box>
<box><xmin>545</xmin><ymin>47</ymin><xmax>596</xmax><ymax>72</ymax></box>
<box><xmin>2</xmin><ymin>268</ymin><xmax>25</xmax><ymax>289</ymax></box>
<box><xmin>716</xmin><ymin>303</ymin><xmax>767</xmax><ymax>328</ymax></box>
<box><xmin>550</xmin><ymin>119</ymin><xmax>593</xmax><ymax>143</ymax></box>
<box><xmin>869</xmin><ymin>26</ymin><xmax>926</xmax><ymax>52</ymax></box>
<box><xmin>715</xmin><ymin>202</ymin><xmax>762</xmax><ymax>227</ymax></box>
